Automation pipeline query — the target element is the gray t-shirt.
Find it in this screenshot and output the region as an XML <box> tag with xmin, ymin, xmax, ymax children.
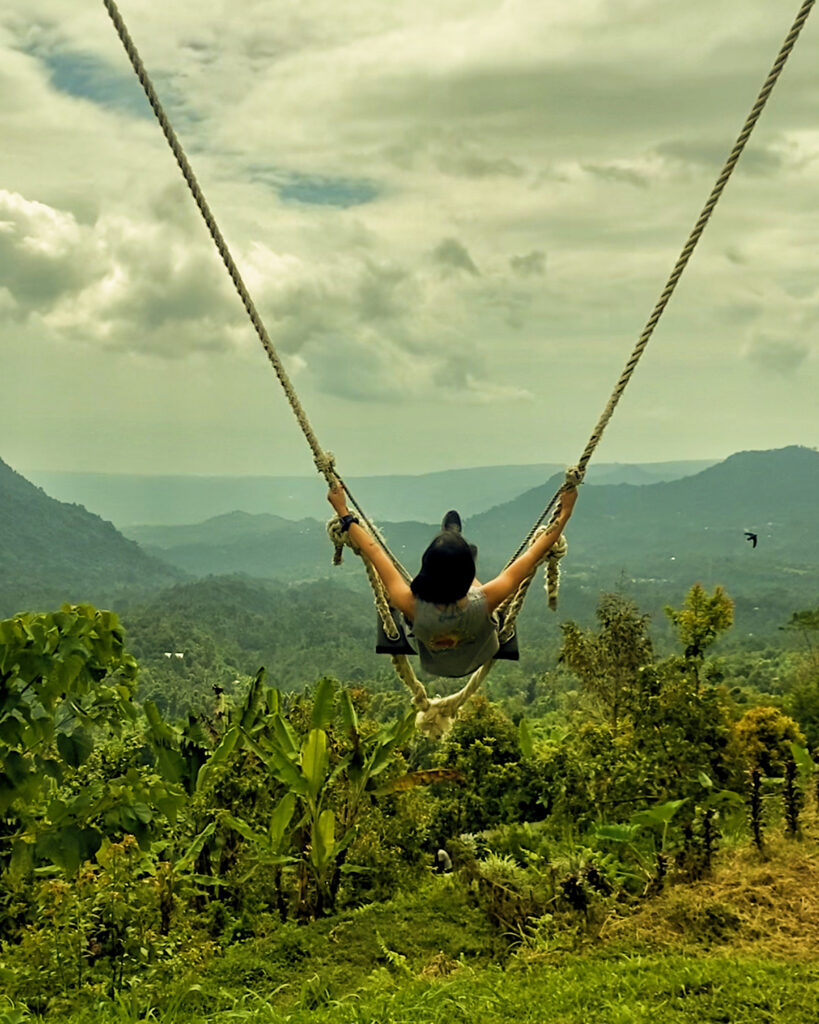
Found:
<box><xmin>411</xmin><ymin>587</ymin><xmax>499</xmax><ymax>677</ymax></box>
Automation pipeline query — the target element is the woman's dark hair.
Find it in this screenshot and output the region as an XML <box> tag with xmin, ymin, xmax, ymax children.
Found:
<box><xmin>410</xmin><ymin>532</ymin><xmax>476</xmax><ymax>605</ymax></box>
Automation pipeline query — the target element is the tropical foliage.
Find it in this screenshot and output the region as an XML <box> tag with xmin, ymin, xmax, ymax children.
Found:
<box><xmin>0</xmin><ymin>586</ymin><xmax>817</xmax><ymax>1021</ymax></box>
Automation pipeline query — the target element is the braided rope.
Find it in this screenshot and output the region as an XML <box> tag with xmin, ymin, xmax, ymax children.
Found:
<box><xmin>399</xmin><ymin>656</ymin><xmax>494</xmax><ymax>740</ymax></box>
<box><xmin>391</xmin><ymin>655</ymin><xmax>430</xmax><ymax>710</ymax></box>
<box><xmin>506</xmin><ymin>0</ymin><xmax>815</xmax><ymax>566</ymax></box>
<box><xmin>544</xmin><ymin>534</ymin><xmax>569</xmax><ymax>610</ymax></box>
<box><xmin>327</xmin><ymin>516</ymin><xmax>402</xmax><ymax>640</ymax></box>
<box><xmin>103</xmin><ymin>0</ymin><xmax>410</xmax><ymax>577</ymax></box>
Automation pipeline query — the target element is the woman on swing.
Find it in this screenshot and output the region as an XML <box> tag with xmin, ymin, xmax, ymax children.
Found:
<box><xmin>328</xmin><ymin>482</ymin><xmax>578</xmax><ymax>678</ymax></box>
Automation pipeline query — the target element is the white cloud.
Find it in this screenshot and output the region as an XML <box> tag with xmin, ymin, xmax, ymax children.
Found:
<box><xmin>0</xmin><ymin>187</ymin><xmax>242</xmax><ymax>356</ymax></box>
<box><xmin>0</xmin><ymin>184</ymin><xmax>539</xmax><ymax>402</ymax></box>
<box><xmin>1</xmin><ymin>0</ymin><xmax>818</xmax><ymax>473</ymax></box>
<box><xmin>0</xmin><ymin>191</ymin><xmax>95</xmax><ymax>308</ymax></box>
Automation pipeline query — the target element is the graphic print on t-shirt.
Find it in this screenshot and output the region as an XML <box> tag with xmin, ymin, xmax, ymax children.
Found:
<box><xmin>427</xmin><ymin>630</ymin><xmax>467</xmax><ymax>650</ymax></box>
<box><xmin>425</xmin><ymin>605</ymin><xmax>475</xmax><ymax>651</ymax></box>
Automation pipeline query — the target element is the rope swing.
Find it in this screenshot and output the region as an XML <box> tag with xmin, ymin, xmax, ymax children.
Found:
<box><xmin>103</xmin><ymin>0</ymin><xmax>814</xmax><ymax>736</ymax></box>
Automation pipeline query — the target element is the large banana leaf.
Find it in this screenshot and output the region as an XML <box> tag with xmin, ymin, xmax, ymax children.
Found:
<box><xmin>271</xmin><ymin>713</ymin><xmax>299</xmax><ymax>759</ymax></box>
<box><xmin>338</xmin><ymin>687</ymin><xmax>359</xmax><ymax>743</ymax></box>
<box><xmin>243</xmin><ymin>730</ymin><xmax>309</xmax><ymax>796</ymax></box>
<box><xmin>301</xmin><ymin>728</ymin><xmax>329</xmax><ymax>803</ymax></box>
<box><xmin>218</xmin><ymin>811</ymin><xmax>262</xmax><ymax>844</ymax></box>
<box><xmin>310</xmin><ymin>808</ymin><xmax>335</xmax><ymax>870</ymax></box>
<box><xmin>239</xmin><ymin>668</ymin><xmax>267</xmax><ymax>731</ymax></box>
<box><xmin>311</xmin><ymin>677</ymin><xmax>336</xmax><ymax>731</ymax></box>
<box><xmin>269</xmin><ymin>791</ymin><xmax>297</xmax><ymax>848</ymax></box>
<box><xmin>175</xmin><ymin>821</ymin><xmax>217</xmax><ymax>872</ymax></box>
<box><xmin>195</xmin><ymin>725</ymin><xmax>241</xmax><ymax>792</ymax></box>
<box><xmin>366</xmin><ymin>711</ymin><xmax>416</xmax><ymax>778</ymax></box>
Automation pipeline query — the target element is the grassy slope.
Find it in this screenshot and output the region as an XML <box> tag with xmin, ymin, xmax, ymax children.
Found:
<box><xmin>63</xmin><ymin>953</ymin><xmax>819</xmax><ymax>1024</ymax></box>
<box><xmin>48</xmin><ymin>830</ymin><xmax>819</xmax><ymax>1024</ymax></box>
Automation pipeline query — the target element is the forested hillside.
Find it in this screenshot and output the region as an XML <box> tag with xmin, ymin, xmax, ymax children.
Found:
<box><xmin>120</xmin><ymin>576</ymin><xmax>388</xmax><ymax>717</ymax></box>
<box><xmin>1</xmin><ymin>591</ymin><xmax>817</xmax><ymax>1023</ymax></box>
<box><xmin>470</xmin><ymin>445</ymin><xmax>819</xmax><ymax>566</ymax></box>
<box><xmin>119</xmin><ymin>447</ymin><xmax>818</xmax><ymax>639</ymax></box>
<box><xmin>0</xmin><ymin>456</ymin><xmax>181</xmax><ymax>615</ymax></box>
<box><xmin>470</xmin><ymin>445</ymin><xmax>819</xmax><ymax>634</ymax></box>
<box><xmin>129</xmin><ymin>511</ymin><xmax>337</xmax><ymax>580</ymax></box>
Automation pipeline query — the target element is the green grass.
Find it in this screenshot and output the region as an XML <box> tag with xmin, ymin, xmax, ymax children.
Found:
<box><xmin>6</xmin><ymin>845</ymin><xmax>819</xmax><ymax>1024</ymax></box>
<box><xmin>16</xmin><ymin>952</ymin><xmax>818</xmax><ymax>1024</ymax></box>
<box><xmin>299</xmin><ymin>955</ymin><xmax>819</xmax><ymax>1024</ymax></box>
<box><xmin>199</xmin><ymin>876</ymin><xmax>503</xmax><ymax>1005</ymax></box>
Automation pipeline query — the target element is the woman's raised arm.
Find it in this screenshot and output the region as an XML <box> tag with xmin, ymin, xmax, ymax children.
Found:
<box><xmin>481</xmin><ymin>485</ymin><xmax>578</xmax><ymax>614</ymax></box>
<box><xmin>327</xmin><ymin>485</ymin><xmax>415</xmax><ymax>619</ymax></box>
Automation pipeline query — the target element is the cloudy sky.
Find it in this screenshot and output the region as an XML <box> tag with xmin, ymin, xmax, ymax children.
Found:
<box><xmin>2</xmin><ymin>0</ymin><xmax>817</xmax><ymax>479</ymax></box>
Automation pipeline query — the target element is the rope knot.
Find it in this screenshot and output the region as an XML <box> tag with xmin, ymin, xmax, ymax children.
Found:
<box><xmin>565</xmin><ymin>465</ymin><xmax>584</xmax><ymax>488</ymax></box>
<box><xmin>545</xmin><ymin>533</ymin><xmax>568</xmax><ymax>610</ymax></box>
<box><xmin>326</xmin><ymin>515</ymin><xmax>348</xmax><ymax>565</ymax></box>
<box><xmin>415</xmin><ymin>701</ymin><xmax>457</xmax><ymax>740</ymax></box>
<box><xmin>315</xmin><ymin>450</ymin><xmax>337</xmax><ymax>484</ymax></box>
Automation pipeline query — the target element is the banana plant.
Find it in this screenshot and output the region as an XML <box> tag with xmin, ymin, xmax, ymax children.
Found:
<box><xmin>233</xmin><ymin>676</ymin><xmax>417</xmax><ymax>916</ymax></box>
<box><xmin>179</xmin><ymin>673</ymin><xmax>437</xmax><ymax>917</ymax></box>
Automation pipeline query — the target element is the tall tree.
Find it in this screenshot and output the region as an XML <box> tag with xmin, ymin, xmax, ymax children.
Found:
<box><xmin>560</xmin><ymin>593</ymin><xmax>654</xmax><ymax>729</ymax></box>
<box><xmin>664</xmin><ymin>583</ymin><xmax>734</xmax><ymax>663</ymax></box>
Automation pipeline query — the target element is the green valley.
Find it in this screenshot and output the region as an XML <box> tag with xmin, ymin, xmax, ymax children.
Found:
<box><xmin>0</xmin><ymin>448</ymin><xmax>817</xmax><ymax>1023</ymax></box>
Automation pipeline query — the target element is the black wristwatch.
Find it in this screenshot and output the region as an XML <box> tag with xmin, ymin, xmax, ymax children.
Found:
<box><xmin>338</xmin><ymin>513</ymin><xmax>360</xmax><ymax>532</ymax></box>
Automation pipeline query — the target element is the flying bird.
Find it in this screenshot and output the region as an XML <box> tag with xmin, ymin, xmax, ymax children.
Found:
<box><xmin>744</xmin><ymin>531</ymin><xmax>758</xmax><ymax>548</ymax></box>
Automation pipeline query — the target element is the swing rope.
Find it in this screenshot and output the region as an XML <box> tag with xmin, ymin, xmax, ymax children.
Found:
<box><xmin>505</xmin><ymin>0</ymin><xmax>815</xmax><ymax>569</ymax></box>
<box><xmin>493</xmin><ymin>0</ymin><xmax>815</xmax><ymax>640</ymax></box>
<box><xmin>104</xmin><ymin>0</ymin><xmax>814</xmax><ymax>735</ymax></box>
<box><xmin>101</xmin><ymin>0</ymin><xmax>410</xmax><ymax>586</ymax></box>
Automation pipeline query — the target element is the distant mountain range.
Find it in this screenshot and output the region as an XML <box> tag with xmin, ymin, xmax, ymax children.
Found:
<box><xmin>467</xmin><ymin>446</ymin><xmax>819</xmax><ymax>628</ymax></box>
<box><xmin>471</xmin><ymin>446</ymin><xmax>819</xmax><ymax>567</ymax></box>
<box><xmin>2</xmin><ymin>448</ymin><xmax>817</xmax><ymax>637</ymax></box>
<box><xmin>129</xmin><ymin>511</ymin><xmax>341</xmax><ymax>582</ymax></box>
<box><xmin>27</xmin><ymin>459</ymin><xmax>718</xmax><ymax>527</ymax></box>
<box><xmin>121</xmin><ymin>446</ymin><xmax>818</xmax><ymax>635</ymax></box>
<box><xmin>121</xmin><ymin>445</ymin><xmax>815</xmax><ymax>567</ymax></box>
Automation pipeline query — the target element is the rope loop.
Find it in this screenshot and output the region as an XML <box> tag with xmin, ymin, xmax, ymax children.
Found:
<box><xmin>544</xmin><ymin>533</ymin><xmax>569</xmax><ymax>610</ymax></box>
<box><xmin>315</xmin><ymin>450</ymin><xmax>337</xmax><ymax>485</ymax></box>
<box><xmin>412</xmin><ymin>661</ymin><xmax>494</xmax><ymax>739</ymax></box>
<box><xmin>326</xmin><ymin>515</ymin><xmax>348</xmax><ymax>565</ymax></box>
<box><xmin>415</xmin><ymin>701</ymin><xmax>460</xmax><ymax>741</ymax></box>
